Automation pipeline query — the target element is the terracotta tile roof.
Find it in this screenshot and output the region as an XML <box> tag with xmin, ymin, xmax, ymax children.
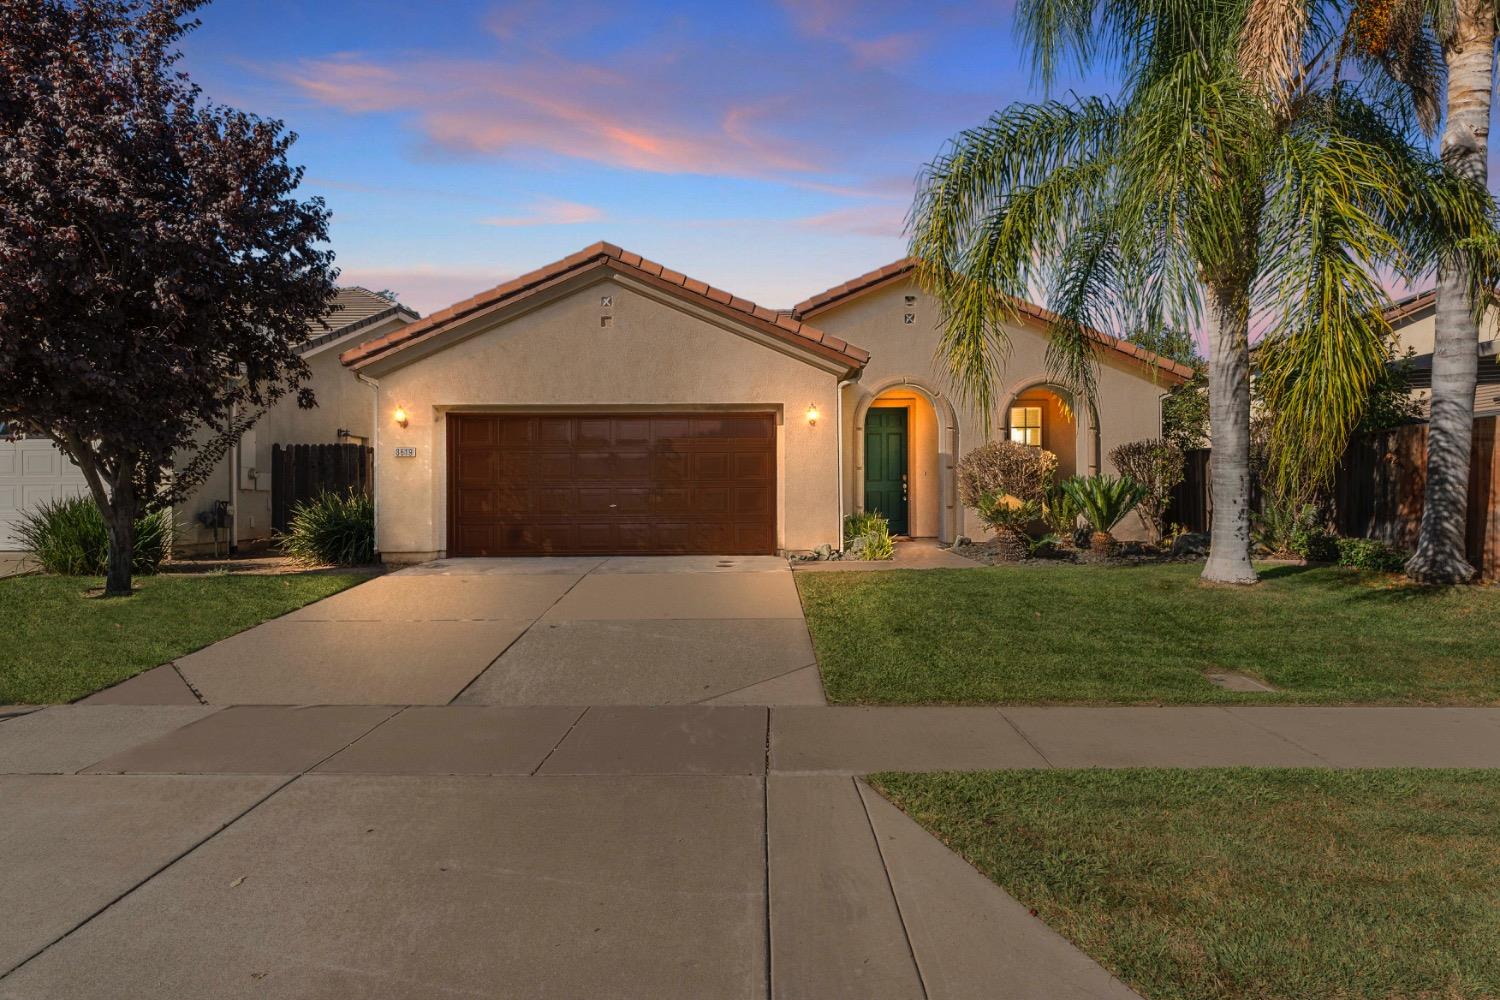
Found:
<box><xmin>301</xmin><ymin>287</ymin><xmax>420</xmax><ymax>354</ymax></box>
<box><xmin>793</xmin><ymin>258</ymin><xmax>1196</xmax><ymax>382</ymax></box>
<box><xmin>1383</xmin><ymin>288</ymin><xmax>1437</xmax><ymax>325</ymax></box>
<box><xmin>340</xmin><ymin>242</ymin><xmax>870</xmax><ymax>373</ymax></box>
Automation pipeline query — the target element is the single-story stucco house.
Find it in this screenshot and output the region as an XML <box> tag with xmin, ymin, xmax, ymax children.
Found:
<box><xmin>0</xmin><ymin>287</ymin><xmax>417</xmax><ymax>553</ymax></box>
<box><xmin>339</xmin><ymin>243</ymin><xmax>1191</xmax><ymax>562</ymax></box>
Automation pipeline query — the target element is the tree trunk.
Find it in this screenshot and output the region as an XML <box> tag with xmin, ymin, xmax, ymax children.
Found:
<box><xmin>1407</xmin><ymin>2</ymin><xmax>1494</xmax><ymax>585</ymax></box>
<box><xmin>102</xmin><ymin>506</ymin><xmax>136</xmax><ymax>596</ymax></box>
<box><xmin>1202</xmin><ymin>281</ymin><xmax>1260</xmax><ymax>584</ymax></box>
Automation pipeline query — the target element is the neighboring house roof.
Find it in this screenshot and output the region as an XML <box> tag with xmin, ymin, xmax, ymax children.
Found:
<box><xmin>301</xmin><ymin>287</ymin><xmax>421</xmax><ymax>355</ymax></box>
<box><xmin>340</xmin><ymin>242</ymin><xmax>871</xmax><ymax>374</ymax></box>
<box><xmin>1382</xmin><ymin>288</ymin><xmax>1436</xmax><ymax>325</ymax></box>
<box><xmin>792</xmin><ymin>258</ymin><xmax>1196</xmax><ymax>382</ymax></box>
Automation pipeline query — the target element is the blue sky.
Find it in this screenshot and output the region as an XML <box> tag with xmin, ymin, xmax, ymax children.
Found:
<box><xmin>180</xmin><ymin>0</ymin><xmax>1116</xmax><ymax>314</ymax></box>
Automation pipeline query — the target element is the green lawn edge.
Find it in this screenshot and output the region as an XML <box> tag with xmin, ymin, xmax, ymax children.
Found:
<box><xmin>796</xmin><ymin>562</ymin><xmax>1500</xmax><ymax>705</ymax></box>
<box><xmin>0</xmin><ymin>571</ymin><xmax>369</xmax><ymax>703</ymax></box>
<box><xmin>870</xmin><ymin>768</ymin><xmax>1500</xmax><ymax>1000</ymax></box>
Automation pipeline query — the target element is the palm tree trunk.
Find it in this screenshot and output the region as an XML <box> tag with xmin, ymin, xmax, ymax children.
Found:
<box><xmin>1407</xmin><ymin>1</ymin><xmax>1494</xmax><ymax>584</ymax></box>
<box><xmin>1202</xmin><ymin>281</ymin><xmax>1260</xmax><ymax>584</ymax></box>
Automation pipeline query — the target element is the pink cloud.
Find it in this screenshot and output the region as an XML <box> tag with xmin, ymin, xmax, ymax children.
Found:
<box><xmin>266</xmin><ymin>4</ymin><xmax>993</xmax><ymax>194</ymax></box>
<box><xmin>287</xmin><ymin>53</ymin><xmax>820</xmax><ymax>179</ymax></box>
<box><xmin>795</xmin><ymin>205</ymin><xmax>907</xmax><ymax>238</ymax></box>
<box><xmin>777</xmin><ymin>0</ymin><xmax>929</xmax><ymax>67</ymax></box>
<box><xmin>481</xmin><ymin>197</ymin><xmax>605</xmax><ymax>227</ymax></box>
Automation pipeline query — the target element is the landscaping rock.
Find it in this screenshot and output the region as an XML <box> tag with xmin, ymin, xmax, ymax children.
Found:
<box><xmin>1171</xmin><ymin>532</ymin><xmax>1210</xmax><ymax>557</ymax></box>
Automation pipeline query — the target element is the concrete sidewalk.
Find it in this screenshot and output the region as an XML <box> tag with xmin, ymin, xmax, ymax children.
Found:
<box><xmin>5</xmin><ymin>704</ymin><xmax>1500</xmax><ymax>997</ymax></box>
<box><xmin>7</xmin><ymin>704</ymin><xmax>1500</xmax><ymax>778</ymax></box>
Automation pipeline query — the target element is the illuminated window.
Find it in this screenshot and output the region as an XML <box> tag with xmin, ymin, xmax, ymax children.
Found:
<box><xmin>1009</xmin><ymin>405</ymin><xmax>1043</xmax><ymax>446</ymax></box>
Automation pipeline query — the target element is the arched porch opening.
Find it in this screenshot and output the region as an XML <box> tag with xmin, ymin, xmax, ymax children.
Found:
<box><xmin>999</xmin><ymin>379</ymin><xmax>1101</xmax><ymax>479</ymax></box>
<box><xmin>850</xmin><ymin>377</ymin><xmax>960</xmax><ymax>542</ymax></box>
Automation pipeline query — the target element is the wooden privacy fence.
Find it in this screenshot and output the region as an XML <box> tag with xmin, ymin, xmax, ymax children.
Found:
<box><xmin>1163</xmin><ymin>417</ymin><xmax>1499</xmax><ymax>581</ymax></box>
<box><xmin>270</xmin><ymin>443</ymin><xmax>373</xmax><ymax>533</ymax></box>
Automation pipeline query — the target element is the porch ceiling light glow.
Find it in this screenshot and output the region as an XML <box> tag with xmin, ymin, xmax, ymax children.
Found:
<box><xmin>806</xmin><ymin>403</ymin><xmax>819</xmax><ymax>426</ymax></box>
<box><xmin>393</xmin><ymin>405</ymin><xmax>409</xmax><ymax>428</ymax></box>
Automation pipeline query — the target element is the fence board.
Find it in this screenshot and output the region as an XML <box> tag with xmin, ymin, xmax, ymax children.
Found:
<box><xmin>1167</xmin><ymin>417</ymin><xmax>1498</xmax><ymax>580</ymax></box>
<box><xmin>270</xmin><ymin>443</ymin><xmax>373</xmax><ymax>533</ymax></box>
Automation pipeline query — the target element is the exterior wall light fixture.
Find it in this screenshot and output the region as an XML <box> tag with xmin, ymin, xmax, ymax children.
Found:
<box><xmin>393</xmin><ymin>406</ymin><xmax>409</xmax><ymax>428</ymax></box>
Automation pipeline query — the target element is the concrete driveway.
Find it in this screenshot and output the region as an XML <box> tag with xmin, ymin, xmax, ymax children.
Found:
<box><xmin>136</xmin><ymin>555</ymin><xmax>823</xmax><ymax>707</ymax></box>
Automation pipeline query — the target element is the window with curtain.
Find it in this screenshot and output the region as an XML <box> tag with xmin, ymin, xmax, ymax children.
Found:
<box><xmin>1008</xmin><ymin>405</ymin><xmax>1042</xmax><ymax>446</ymax></box>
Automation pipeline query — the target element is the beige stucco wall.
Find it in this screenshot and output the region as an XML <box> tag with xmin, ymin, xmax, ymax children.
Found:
<box><xmin>811</xmin><ymin>276</ymin><xmax>1174</xmax><ymax>542</ymax></box>
<box><xmin>361</xmin><ymin>274</ymin><xmax>843</xmax><ymax>561</ymax></box>
<box><xmin>1389</xmin><ymin>303</ymin><xmax>1500</xmax><ymax>358</ymax></box>
<box><xmin>172</xmin><ymin>316</ymin><xmax>398</xmax><ymax>551</ymax></box>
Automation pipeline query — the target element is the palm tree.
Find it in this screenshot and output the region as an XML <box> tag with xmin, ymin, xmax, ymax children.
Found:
<box><xmin>1368</xmin><ymin>0</ymin><xmax>1496</xmax><ymax>582</ymax></box>
<box><xmin>908</xmin><ymin>0</ymin><xmax>1495</xmax><ymax>585</ymax></box>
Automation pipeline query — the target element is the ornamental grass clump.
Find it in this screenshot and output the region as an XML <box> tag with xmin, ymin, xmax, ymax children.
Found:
<box><xmin>843</xmin><ymin>511</ymin><xmax>895</xmax><ymax>560</ymax></box>
<box><xmin>279</xmin><ymin>490</ymin><xmax>375</xmax><ymax>566</ymax></box>
<box><xmin>16</xmin><ymin>495</ymin><xmax>172</xmax><ymax>576</ymax></box>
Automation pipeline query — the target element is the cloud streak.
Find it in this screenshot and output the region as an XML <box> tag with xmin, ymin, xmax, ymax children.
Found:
<box><xmin>270</xmin><ymin>5</ymin><xmax>998</xmax><ymax>196</ymax></box>
<box><xmin>481</xmin><ymin>197</ymin><xmax>605</xmax><ymax>227</ymax></box>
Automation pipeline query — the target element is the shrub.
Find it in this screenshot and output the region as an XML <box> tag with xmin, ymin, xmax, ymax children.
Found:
<box><xmin>843</xmin><ymin>511</ymin><xmax>894</xmax><ymax>560</ymax></box>
<box><xmin>1107</xmin><ymin>439</ymin><xmax>1184</xmax><ymax>543</ymax></box>
<box><xmin>1254</xmin><ymin>500</ymin><xmax>1336</xmax><ymax>561</ymax></box>
<box><xmin>1059</xmin><ymin>475</ymin><xmax>1147</xmax><ymax>541</ymax></box>
<box><xmin>973</xmin><ymin>492</ymin><xmax>1042</xmax><ymax>533</ymax></box>
<box><xmin>1336</xmin><ymin>537</ymin><xmax>1406</xmax><ymax>573</ymax></box>
<box><xmin>957</xmin><ymin>441</ymin><xmax>1057</xmax><ymax>510</ymax></box>
<box><xmin>1042</xmin><ymin>479</ymin><xmax>1085</xmax><ymax>545</ymax></box>
<box><xmin>279</xmin><ymin>490</ymin><xmax>375</xmax><ymax>565</ymax></box>
<box><xmin>843</xmin><ymin>510</ymin><xmax>886</xmax><ymax>546</ymax></box>
<box><xmin>15</xmin><ymin>495</ymin><xmax>172</xmax><ymax>576</ymax></box>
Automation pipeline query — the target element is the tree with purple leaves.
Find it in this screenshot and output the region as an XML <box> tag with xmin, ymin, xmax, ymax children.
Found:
<box><xmin>0</xmin><ymin>0</ymin><xmax>337</xmax><ymax>595</ymax></box>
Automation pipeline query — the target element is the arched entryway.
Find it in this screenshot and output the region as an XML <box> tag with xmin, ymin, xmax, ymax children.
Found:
<box><xmin>851</xmin><ymin>378</ymin><xmax>960</xmax><ymax>542</ymax></box>
<box><xmin>1000</xmin><ymin>378</ymin><xmax>1100</xmax><ymax>478</ymax></box>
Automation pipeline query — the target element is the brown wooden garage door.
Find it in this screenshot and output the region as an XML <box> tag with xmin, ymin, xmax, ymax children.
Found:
<box><xmin>447</xmin><ymin>412</ymin><xmax>776</xmax><ymax>556</ymax></box>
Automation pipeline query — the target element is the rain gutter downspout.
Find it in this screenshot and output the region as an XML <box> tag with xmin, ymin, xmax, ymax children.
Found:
<box><xmin>835</xmin><ymin>374</ymin><xmax>857</xmax><ymax>548</ymax></box>
<box><xmin>356</xmin><ymin>371</ymin><xmax>381</xmax><ymax>558</ymax></box>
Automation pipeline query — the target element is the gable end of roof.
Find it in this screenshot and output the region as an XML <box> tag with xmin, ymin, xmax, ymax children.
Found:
<box><xmin>340</xmin><ymin>242</ymin><xmax>870</xmax><ymax>373</ymax></box>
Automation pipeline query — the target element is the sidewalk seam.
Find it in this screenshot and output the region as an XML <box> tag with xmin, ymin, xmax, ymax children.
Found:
<box><xmin>446</xmin><ymin>559</ymin><xmax>608</xmax><ymax>704</ymax></box>
<box><xmin>761</xmin><ymin>770</ymin><xmax>773</xmax><ymax>1000</ymax></box>
<box><xmin>695</xmin><ymin>661</ymin><xmax>820</xmax><ymax>705</ymax></box>
<box><xmin>306</xmin><ymin>705</ymin><xmax>412</xmax><ymax>772</ymax></box>
<box><xmin>0</xmin><ymin>773</ymin><xmax>300</xmax><ymax>983</ymax></box>
<box><xmin>529</xmin><ymin>707</ymin><xmax>591</xmax><ymax>776</ymax></box>
<box><xmin>169</xmin><ymin>662</ymin><xmax>209</xmax><ymax>705</ymax></box>
<box><xmin>996</xmin><ymin>708</ymin><xmax>1057</xmax><ymax>768</ymax></box>
<box><xmin>853</xmin><ymin>777</ymin><xmax>931</xmax><ymax>1000</ymax></box>
<box><xmin>1219</xmin><ymin>707</ymin><xmax>1335</xmax><ymax>764</ymax></box>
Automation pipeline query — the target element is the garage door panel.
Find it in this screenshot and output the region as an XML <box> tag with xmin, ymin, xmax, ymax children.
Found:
<box><xmin>536</xmin><ymin>416</ymin><xmax>573</xmax><ymax>444</ymax></box>
<box><xmin>577</xmin><ymin>418</ymin><xmax>612</xmax><ymax>443</ymax></box>
<box><xmin>448</xmin><ymin>412</ymin><xmax>776</xmax><ymax>556</ymax></box>
<box><xmin>734</xmin><ymin>453</ymin><xmax>771</xmax><ymax>479</ymax></box>
<box><xmin>693</xmin><ymin>454</ymin><xmax>730</xmax><ymax>480</ymax></box>
<box><xmin>735</xmin><ymin>486</ymin><xmax>771</xmax><ymax>514</ymax></box>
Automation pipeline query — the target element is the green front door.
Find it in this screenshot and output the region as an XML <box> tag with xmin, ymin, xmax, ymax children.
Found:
<box><xmin>864</xmin><ymin>408</ymin><xmax>909</xmax><ymax>535</ymax></box>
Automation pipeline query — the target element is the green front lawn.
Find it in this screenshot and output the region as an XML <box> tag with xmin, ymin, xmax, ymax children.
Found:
<box><xmin>872</xmin><ymin>769</ymin><xmax>1500</xmax><ymax>1000</ymax></box>
<box><xmin>0</xmin><ymin>572</ymin><xmax>367</xmax><ymax>703</ymax></box>
<box><xmin>795</xmin><ymin>562</ymin><xmax>1500</xmax><ymax>704</ymax></box>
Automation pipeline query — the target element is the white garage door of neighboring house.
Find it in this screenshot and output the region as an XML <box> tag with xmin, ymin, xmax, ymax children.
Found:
<box><xmin>0</xmin><ymin>436</ymin><xmax>89</xmax><ymax>550</ymax></box>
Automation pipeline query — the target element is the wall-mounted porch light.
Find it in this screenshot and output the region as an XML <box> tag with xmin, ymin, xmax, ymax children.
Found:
<box><xmin>806</xmin><ymin>403</ymin><xmax>820</xmax><ymax>426</ymax></box>
<box><xmin>393</xmin><ymin>406</ymin><xmax>409</xmax><ymax>428</ymax></box>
